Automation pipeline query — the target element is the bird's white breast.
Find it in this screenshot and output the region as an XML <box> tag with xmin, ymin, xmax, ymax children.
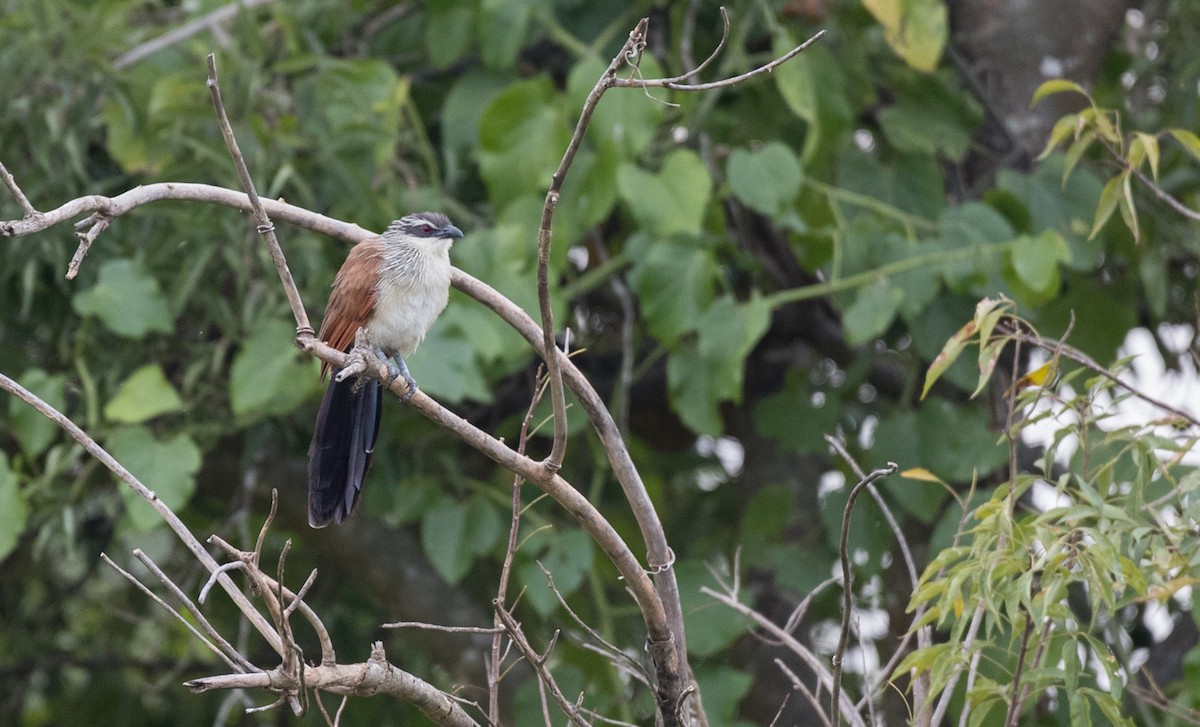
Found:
<box><xmin>368</xmin><ymin>237</ymin><xmax>453</xmax><ymax>357</ymax></box>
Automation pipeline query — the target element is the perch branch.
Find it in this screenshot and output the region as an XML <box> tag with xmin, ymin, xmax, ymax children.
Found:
<box><xmin>186</xmin><ymin>642</ymin><xmax>479</xmax><ymax>727</ymax></box>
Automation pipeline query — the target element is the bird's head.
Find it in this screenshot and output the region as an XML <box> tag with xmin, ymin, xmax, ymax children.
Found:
<box><xmin>387</xmin><ymin>212</ymin><xmax>464</xmax><ymax>242</ymax></box>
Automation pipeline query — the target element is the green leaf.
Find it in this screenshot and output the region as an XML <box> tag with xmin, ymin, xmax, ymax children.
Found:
<box><xmin>478</xmin><ymin>0</ymin><xmax>530</xmax><ymax>69</ymax></box>
<box><xmin>694</xmin><ymin>666</ymin><xmax>753</xmax><ymax>725</ymax></box>
<box><xmin>296</xmin><ymin>59</ymin><xmax>408</xmax><ymax>169</ymax></box>
<box><xmin>617</xmin><ymin>148</ymin><xmax>712</xmax><ymax>237</ymax></box>
<box><xmin>1117</xmin><ymin>172</ymin><xmax>1139</xmax><ymax>243</ymax></box>
<box><xmin>108</xmin><ymin>427</ymin><xmax>202</xmax><ymax>532</ymax></box>
<box><xmin>628</xmin><ymin>236</ymin><xmax>717</xmax><ymax>344</ymax></box>
<box><xmin>478</xmin><ymin>77</ymin><xmax>570</xmax><ymax>210</ymax></box>
<box><xmin>1169</xmin><ymin>128</ymin><xmax>1200</xmax><ymax>162</ymax></box>
<box><xmin>9</xmin><ymin>369</ymin><xmax>66</xmax><ymax>458</ymax></box>
<box><xmin>1009</xmin><ymin>230</ymin><xmax>1068</xmax><ymax>295</ymax></box>
<box><xmin>72</xmin><ymin>259</ymin><xmax>173</xmax><ymax>339</ymax></box>
<box><xmin>1031</xmin><ymin>79</ymin><xmax>1091</xmax><ymax>106</ymax></box>
<box><xmin>104</xmin><ymin>364</ymin><xmax>183</xmax><ymax>423</ymax></box>
<box><xmin>842</xmin><ymin>279</ymin><xmax>905</xmax><ymax>346</ymax></box>
<box><xmin>667</xmin><ymin>295</ymin><xmax>772</xmax><ymax>435</ymax></box>
<box><xmin>1133</xmin><ymin>131</ymin><xmax>1160</xmax><ymax>180</ymax></box>
<box><xmin>425</xmin><ymin>0</ymin><xmax>476</xmax><ymax>68</ymax></box>
<box><xmin>878</xmin><ymin>98</ymin><xmax>973</xmax><ymax>161</ymax></box>
<box><xmin>230</xmin><ymin>318</ymin><xmax>318</xmax><ymax>417</ymax></box>
<box><xmin>421</xmin><ymin>498</ymin><xmax>471</xmax><ymax>584</ymax></box>
<box><xmin>519</xmin><ymin>528</ymin><xmax>593</xmax><ymax>615</ymax></box>
<box><xmin>1037</xmin><ymin>113</ymin><xmax>1079</xmax><ymax>161</ymax></box>
<box><xmin>753</xmin><ymin>387</ymin><xmax>841</xmax><ymax>455</ymax></box>
<box><xmin>0</xmin><ymin>453</ymin><xmax>28</xmax><ymax>562</ymax></box>
<box><xmin>727</xmin><ymin>142</ymin><xmax>803</xmax><ymax>215</ymax></box>
<box><xmin>772</xmin><ymin>39</ymin><xmax>851</xmax><ymax>164</ymax></box>
<box><xmin>1089</xmin><ymin>173</ymin><xmax>1124</xmax><ymax>240</ymax></box>
<box><xmin>861</xmin><ymin>0</ymin><xmax>948</xmax><ymax>72</ymax></box>
<box><xmin>406</xmin><ymin>327</ymin><xmax>492</xmax><ymax>403</ymax></box>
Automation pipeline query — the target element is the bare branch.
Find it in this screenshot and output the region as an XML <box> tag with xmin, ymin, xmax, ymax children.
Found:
<box><xmin>613</xmin><ymin>29</ymin><xmax>827</xmax><ymax>92</ymax></box>
<box><xmin>187</xmin><ymin>642</ymin><xmax>480</xmax><ymax>727</ymax></box>
<box><xmin>0</xmin><ymin>373</ymin><xmax>284</xmax><ymax>656</ymax></box>
<box><xmin>101</xmin><ymin>553</ymin><xmax>248</xmax><ymax>675</ymax></box>
<box><xmin>534</xmin><ymin>19</ymin><xmax>653</xmax><ymax>471</ymax></box>
<box><xmin>495</xmin><ymin>608</ymin><xmax>589</xmax><ymax>727</ymax></box>
<box><xmin>699</xmin><ymin>586</ymin><xmax>866</xmax><ymax>727</ymax></box>
<box><xmin>114</xmin><ymin>0</ymin><xmax>274</xmax><ymax>70</ymax></box>
<box><xmin>824</xmin><ymin>446</ymin><xmax>897</xmax><ymax>727</ymax></box>
<box><xmin>381</xmin><ymin>623</ymin><xmax>503</xmax><ymax>635</ymax></box>
<box><xmin>0</xmin><ymin>160</ymin><xmax>37</xmax><ymax>217</ymax></box>
<box><xmin>205</xmin><ymin>54</ymin><xmax>313</xmax><ymax>336</ymax></box>
<box><xmin>129</xmin><ymin>548</ymin><xmax>257</xmax><ymax>673</ymax></box>
<box><xmin>1132</xmin><ymin>166</ymin><xmax>1200</xmax><ymax>223</ymax></box>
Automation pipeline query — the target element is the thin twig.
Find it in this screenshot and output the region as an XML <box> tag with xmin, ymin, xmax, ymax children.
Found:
<box><xmin>700</xmin><ymin>586</ymin><xmax>866</xmax><ymax>727</ymax></box>
<box><xmin>775</xmin><ymin>658</ymin><xmax>833</xmax><ymax>727</ymax></box>
<box><xmin>114</xmin><ymin>0</ymin><xmax>274</xmax><ymax>70</ymax></box>
<box><xmin>0</xmin><ymin>373</ymin><xmax>284</xmax><ymax>655</ymax></box>
<box><xmin>381</xmin><ymin>622</ymin><xmax>503</xmax><ymax>635</ymax></box>
<box><xmin>1002</xmin><ymin>614</ymin><xmax>1036</xmax><ymax>727</ymax></box>
<box><xmin>129</xmin><ymin>549</ymin><xmax>256</xmax><ymax>673</ymax></box>
<box><xmin>827</xmin><ymin>448</ymin><xmax>897</xmax><ymax>727</ymax></box>
<box><xmin>205</xmin><ymin>54</ymin><xmax>313</xmax><ymax>336</ymax></box>
<box><xmin>612</xmin><ymin>29</ymin><xmax>826</xmax><ymax>91</ymax></box>
<box><xmin>0</xmin><ymin>160</ymin><xmax>37</xmax><ymax>217</ymax></box>
<box><xmin>490</xmin><ymin>365</ymin><xmax>546</xmax><ymax>724</ymax></box>
<box><xmin>534</xmin><ymin>21</ymin><xmax>652</xmax><ymax>471</ymax></box>
<box><xmin>495</xmin><ymin>608</ymin><xmax>589</xmax><ymax>727</ymax></box>
<box><xmin>101</xmin><ymin>553</ymin><xmax>246</xmax><ymax>674</ymax></box>
<box><xmin>1132</xmin><ymin>166</ymin><xmax>1200</xmax><ymax>223</ymax></box>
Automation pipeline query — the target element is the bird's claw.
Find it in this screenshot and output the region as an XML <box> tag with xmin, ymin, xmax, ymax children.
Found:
<box><xmin>385</xmin><ymin>361</ymin><xmax>418</xmax><ymax>402</ymax></box>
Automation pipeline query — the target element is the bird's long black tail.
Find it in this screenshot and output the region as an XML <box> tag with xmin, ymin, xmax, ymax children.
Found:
<box><xmin>307</xmin><ymin>374</ymin><xmax>383</xmax><ymax>527</ymax></box>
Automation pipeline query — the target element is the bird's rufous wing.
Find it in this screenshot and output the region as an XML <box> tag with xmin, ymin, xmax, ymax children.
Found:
<box><xmin>318</xmin><ymin>238</ymin><xmax>383</xmax><ymax>378</ymax></box>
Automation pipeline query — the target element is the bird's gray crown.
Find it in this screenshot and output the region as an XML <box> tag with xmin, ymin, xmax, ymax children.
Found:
<box><xmin>387</xmin><ymin>212</ymin><xmax>463</xmax><ymax>240</ymax></box>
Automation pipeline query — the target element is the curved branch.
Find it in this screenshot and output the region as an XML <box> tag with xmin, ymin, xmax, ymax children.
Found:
<box><xmin>534</xmin><ymin>20</ymin><xmax>650</xmax><ymax>471</ymax></box>
<box><xmin>612</xmin><ymin>29</ymin><xmax>827</xmax><ymax>92</ymax></box>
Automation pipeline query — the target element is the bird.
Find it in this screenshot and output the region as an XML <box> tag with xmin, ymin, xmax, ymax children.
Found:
<box><xmin>307</xmin><ymin>212</ymin><xmax>464</xmax><ymax>527</ymax></box>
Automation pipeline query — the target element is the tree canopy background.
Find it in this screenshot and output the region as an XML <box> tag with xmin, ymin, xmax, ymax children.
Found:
<box><xmin>2</xmin><ymin>0</ymin><xmax>1199</xmax><ymax>724</ymax></box>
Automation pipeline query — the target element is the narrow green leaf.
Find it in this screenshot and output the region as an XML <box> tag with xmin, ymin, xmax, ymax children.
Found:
<box><xmin>921</xmin><ymin>319</ymin><xmax>975</xmax><ymax>399</ymax></box>
<box><xmin>1037</xmin><ymin>113</ymin><xmax>1078</xmax><ymax>161</ymax></box>
<box><xmin>1117</xmin><ymin>172</ymin><xmax>1140</xmax><ymax>243</ymax></box>
<box><xmin>1089</xmin><ymin>173</ymin><xmax>1124</xmax><ymax>240</ymax></box>
<box><xmin>1168</xmin><ymin>128</ymin><xmax>1200</xmax><ymax>162</ymax></box>
<box><xmin>1030</xmin><ymin>79</ymin><xmax>1090</xmax><ymax>106</ymax></box>
<box><xmin>1061</xmin><ymin>129</ymin><xmax>1095</xmax><ymax>186</ymax></box>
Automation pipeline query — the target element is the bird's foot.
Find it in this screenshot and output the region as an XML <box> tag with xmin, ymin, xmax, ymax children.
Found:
<box><xmin>382</xmin><ymin>352</ymin><xmax>418</xmax><ymax>402</ymax></box>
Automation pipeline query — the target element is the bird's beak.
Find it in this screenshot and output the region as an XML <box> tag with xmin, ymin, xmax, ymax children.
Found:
<box><xmin>442</xmin><ymin>224</ymin><xmax>464</xmax><ymax>240</ymax></box>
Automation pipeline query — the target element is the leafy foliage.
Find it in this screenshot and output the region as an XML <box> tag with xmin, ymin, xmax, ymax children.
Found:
<box><xmin>1</xmin><ymin>0</ymin><xmax>1198</xmax><ymax>725</ymax></box>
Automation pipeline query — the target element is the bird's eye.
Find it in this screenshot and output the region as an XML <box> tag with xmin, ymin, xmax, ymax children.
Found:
<box><xmin>421</xmin><ymin>224</ymin><xmax>433</xmax><ymax>234</ymax></box>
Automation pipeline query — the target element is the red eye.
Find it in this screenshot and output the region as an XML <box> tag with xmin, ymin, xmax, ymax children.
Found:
<box><xmin>421</xmin><ymin>225</ymin><xmax>433</xmax><ymax>234</ymax></box>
